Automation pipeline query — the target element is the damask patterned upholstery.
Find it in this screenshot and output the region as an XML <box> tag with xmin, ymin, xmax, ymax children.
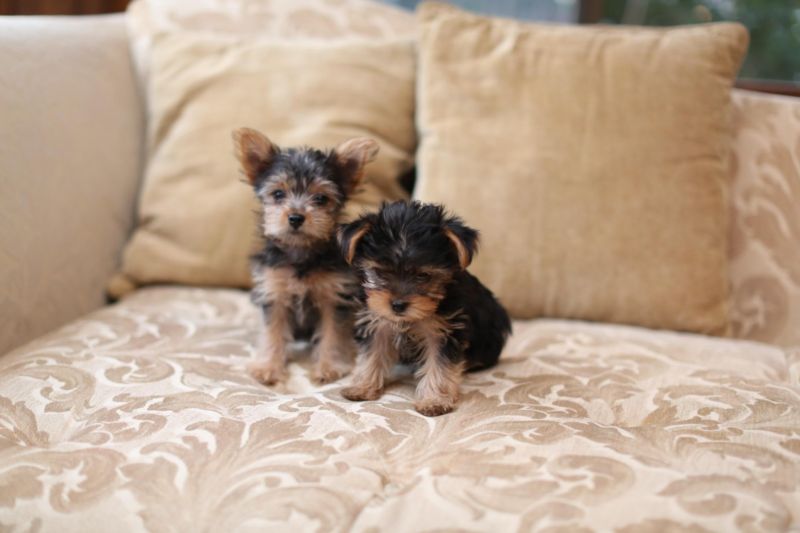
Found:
<box><xmin>729</xmin><ymin>90</ymin><xmax>800</xmax><ymax>349</ymax></box>
<box><xmin>1</xmin><ymin>287</ymin><xmax>798</xmax><ymax>531</ymax></box>
<box><xmin>1</xmin><ymin>3</ymin><xmax>800</xmax><ymax>529</ymax></box>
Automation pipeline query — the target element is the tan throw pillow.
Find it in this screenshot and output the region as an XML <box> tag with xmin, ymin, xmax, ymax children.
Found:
<box><xmin>414</xmin><ymin>3</ymin><xmax>748</xmax><ymax>335</ymax></box>
<box><xmin>111</xmin><ymin>35</ymin><xmax>415</xmax><ymax>295</ymax></box>
<box><xmin>126</xmin><ymin>0</ymin><xmax>416</xmax><ymax>81</ymax></box>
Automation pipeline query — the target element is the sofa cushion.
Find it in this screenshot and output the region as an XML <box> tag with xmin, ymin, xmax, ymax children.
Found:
<box><xmin>414</xmin><ymin>3</ymin><xmax>748</xmax><ymax>335</ymax></box>
<box><xmin>1</xmin><ymin>287</ymin><xmax>797</xmax><ymax>530</ymax></box>
<box><xmin>112</xmin><ymin>33</ymin><xmax>416</xmax><ymax>296</ymax></box>
<box><xmin>111</xmin><ymin>0</ymin><xmax>416</xmax><ymax>297</ymax></box>
<box><xmin>127</xmin><ymin>0</ymin><xmax>415</xmax><ymax>80</ymax></box>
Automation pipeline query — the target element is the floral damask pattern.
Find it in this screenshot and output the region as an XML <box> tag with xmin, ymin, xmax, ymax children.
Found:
<box><xmin>730</xmin><ymin>90</ymin><xmax>800</xmax><ymax>349</ymax></box>
<box><xmin>3</xmin><ymin>3</ymin><xmax>800</xmax><ymax>528</ymax></box>
<box><xmin>1</xmin><ymin>287</ymin><xmax>797</xmax><ymax>531</ymax></box>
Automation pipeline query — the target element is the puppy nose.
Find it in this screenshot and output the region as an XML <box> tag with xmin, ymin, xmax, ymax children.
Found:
<box><xmin>288</xmin><ymin>214</ymin><xmax>305</xmax><ymax>229</ymax></box>
<box><xmin>391</xmin><ymin>300</ymin><xmax>408</xmax><ymax>314</ymax></box>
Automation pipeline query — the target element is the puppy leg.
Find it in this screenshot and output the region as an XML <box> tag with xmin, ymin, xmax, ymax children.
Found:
<box><xmin>311</xmin><ymin>304</ymin><xmax>356</xmax><ymax>384</ymax></box>
<box><xmin>249</xmin><ymin>303</ymin><xmax>290</xmax><ymax>385</ymax></box>
<box><xmin>342</xmin><ymin>323</ymin><xmax>397</xmax><ymax>401</ymax></box>
<box><xmin>414</xmin><ymin>331</ymin><xmax>463</xmax><ymax>417</ymax></box>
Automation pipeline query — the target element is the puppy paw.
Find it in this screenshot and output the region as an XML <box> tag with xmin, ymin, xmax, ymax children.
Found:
<box><xmin>341</xmin><ymin>385</ymin><xmax>383</xmax><ymax>402</ymax></box>
<box><xmin>311</xmin><ymin>362</ymin><xmax>349</xmax><ymax>385</ymax></box>
<box><xmin>248</xmin><ymin>361</ymin><xmax>287</xmax><ymax>385</ymax></box>
<box><xmin>414</xmin><ymin>399</ymin><xmax>456</xmax><ymax>417</ymax></box>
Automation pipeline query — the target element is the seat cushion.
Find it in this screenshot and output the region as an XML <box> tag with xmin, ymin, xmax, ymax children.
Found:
<box><xmin>1</xmin><ymin>287</ymin><xmax>798</xmax><ymax>531</ymax></box>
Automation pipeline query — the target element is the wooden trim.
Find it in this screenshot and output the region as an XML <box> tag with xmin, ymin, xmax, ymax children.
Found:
<box><xmin>735</xmin><ymin>79</ymin><xmax>800</xmax><ymax>98</ymax></box>
<box><xmin>0</xmin><ymin>0</ymin><xmax>128</xmax><ymax>14</ymax></box>
<box><xmin>578</xmin><ymin>0</ymin><xmax>603</xmax><ymax>24</ymax></box>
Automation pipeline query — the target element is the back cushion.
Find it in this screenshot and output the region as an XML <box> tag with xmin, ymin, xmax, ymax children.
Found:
<box><xmin>414</xmin><ymin>2</ymin><xmax>748</xmax><ymax>335</ymax></box>
<box><xmin>111</xmin><ymin>35</ymin><xmax>415</xmax><ymax>295</ymax></box>
<box><xmin>109</xmin><ymin>0</ymin><xmax>417</xmax><ymax>296</ymax></box>
<box><xmin>729</xmin><ymin>89</ymin><xmax>800</xmax><ymax>348</ymax></box>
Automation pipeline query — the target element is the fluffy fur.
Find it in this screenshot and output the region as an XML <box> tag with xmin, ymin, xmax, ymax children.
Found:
<box><xmin>233</xmin><ymin>127</ymin><xmax>378</xmax><ymax>385</ymax></box>
<box><xmin>339</xmin><ymin>200</ymin><xmax>512</xmax><ymax>416</ymax></box>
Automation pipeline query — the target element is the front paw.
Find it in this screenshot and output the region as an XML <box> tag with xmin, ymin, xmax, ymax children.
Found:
<box><xmin>311</xmin><ymin>362</ymin><xmax>349</xmax><ymax>385</ymax></box>
<box><xmin>341</xmin><ymin>385</ymin><xmax>383</xmax><ymax>402</ymax></box>
<box><xmin>414</xmin><ymin>398</ymin><xmax>457</xmax><ymax>417</ymax></box>
<box><xmin>248</xmin><ymin>361</ymin><xmax>287</xmax><ymax>385</ymax></box>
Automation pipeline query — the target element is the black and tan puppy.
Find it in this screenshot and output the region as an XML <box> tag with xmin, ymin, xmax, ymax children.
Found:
<box><xmin>233</xmin><ymin>128</ymin><xmax>378</xmax><ymax>385</ymax></box>
<box><xmin>338</xmin><ymin>200</ymin><xmax>512</xmax><ymax>416</ymax></box>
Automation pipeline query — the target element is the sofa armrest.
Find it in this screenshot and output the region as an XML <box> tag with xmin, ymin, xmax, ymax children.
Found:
<box><xmin>0</xmin><ymin>14</ymin><xmax>144</xmax><ymax>354</ymax></box>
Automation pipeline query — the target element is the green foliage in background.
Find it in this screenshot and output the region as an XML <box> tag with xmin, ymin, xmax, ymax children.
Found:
<box><xmin>602</xmin><ymin>0</ymin><xmax>800</xmax><ymax>81</ymax></box>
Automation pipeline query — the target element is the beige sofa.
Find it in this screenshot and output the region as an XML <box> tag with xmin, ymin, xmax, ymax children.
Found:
<box><xmin>1</xmin><ymin>13</ymin><xmax>799</xmax><ymax>532</ymax></box>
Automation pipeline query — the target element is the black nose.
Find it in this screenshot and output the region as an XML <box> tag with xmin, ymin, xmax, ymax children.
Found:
<box><xmin>391</xmin><ymin>300</ymin><xmax>408</xmax><ymax>314</ymax></box>
<box><xmin>288</xmin><ymin>214</ymin><xmax>305</xmax><ymax>229</ymax></box>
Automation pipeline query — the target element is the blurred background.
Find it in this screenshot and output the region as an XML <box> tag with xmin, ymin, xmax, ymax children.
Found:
<box><xmin>1</xmin><ymin>0</ymin><xmax>797</xmax><ymax>91</ymax></box>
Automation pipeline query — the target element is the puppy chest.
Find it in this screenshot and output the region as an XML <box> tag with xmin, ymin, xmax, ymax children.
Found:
<box><xmin>252</xmin><ymin>266</ymin><xmax>355</xmax><ymax>307</ymax></box>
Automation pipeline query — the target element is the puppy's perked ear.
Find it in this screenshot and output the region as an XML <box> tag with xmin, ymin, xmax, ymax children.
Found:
<box><xmin>442</xmin><ymin>216</ymin><xmax>479</xmax><ymax>270</ymax></box>
<box><xmin>233</xmin><ymin>127</ymin><xmax>278</xmax><ymax>185</ymax></box>
<box><xmin>332</xmin><ymin>137</ymin><xmax>380</xmax><ymax>195</ymax></box>
<box><xmin>338</xmin><ymin>217</ymin><xmax>373</xmax><ymax>265</ymax></box>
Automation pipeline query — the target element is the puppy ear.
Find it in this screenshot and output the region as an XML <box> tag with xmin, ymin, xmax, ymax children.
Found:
<box><xmin>232</xmin><ymin>127</ymin><xmax>278</xmax><ymax>185</ymax></box>
<box><xmin>442</xmin><ymin>217</ymin><xmax>479</xmax><ymax>270</ymax></box>
<box><xmin>332</xmin><ymin>137</ymin><xmax>380</xmax><ymax>195</ymax></box>
<box><xmin>338</xmin><ymin>217</ymin><xmax>372</xmax><ymax>265</ymax></box>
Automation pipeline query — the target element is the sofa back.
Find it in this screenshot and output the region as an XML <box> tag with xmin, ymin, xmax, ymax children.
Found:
<box><xmin>729</xmin><ymin>89</ymin><xmax>800</xmax><ymax>349</ymax></box>
<box><xmin>0</xmin><ymin>14</ymin><xmax>143</xmax><ymax>355</ymax></box>
<box><xmin>0</xmin><ymin>12</ymin><xmax>797</xmax><ymax>353</ymax></box>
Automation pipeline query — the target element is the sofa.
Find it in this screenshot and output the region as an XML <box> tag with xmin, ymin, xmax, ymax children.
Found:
<box><xmin>1</xmin><ymin>4</ymin><xmax>799</xmax><ymax>532</ymax></box>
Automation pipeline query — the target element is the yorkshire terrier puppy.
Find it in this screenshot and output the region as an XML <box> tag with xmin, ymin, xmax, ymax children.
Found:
<box><xmin>338</xmin><ymin>201</ymin><xmax>511</xmax><ymax>416</ymax></box>
<box><xmin>233</xmin><ymin>127</ymin><xmax>378</xmax><ymax>385</ymax></box>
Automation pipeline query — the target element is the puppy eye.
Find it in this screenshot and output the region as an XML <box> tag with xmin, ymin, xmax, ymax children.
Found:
<box><xmin>312</xmin><ymin>194</ymin><xmax>329</xmax><ymax>206</ymax></box>
<box><xmin>271</xmin><ymin>190</ymin><xmax>286</xmax><ymax>201</ymax></box>
<box><xmin>416</xmin><ymin>272</ymin><xmax>432</xmax><ymax>282</ymax></box>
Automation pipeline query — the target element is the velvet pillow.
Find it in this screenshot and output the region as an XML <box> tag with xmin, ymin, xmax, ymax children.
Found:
<box><xmin>110</xmin><ymin>34</ymin><xmax>415</xmax><ymax>296</ymax></box>
<box><xmin>414</xmin><ymin>3</ymin><xmax>748</xmax><ymax>334</ymax></box>
<box><xmin>125</xmin><ymin>0</ymin><xmax>415</xmax><ymax>81</ymax></box>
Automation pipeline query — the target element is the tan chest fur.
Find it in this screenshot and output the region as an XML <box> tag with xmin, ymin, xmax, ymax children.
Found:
<box><xmin>252</xmin><ymin>266</ymin><xmax>356</xmax><ymax>308</ymax></box>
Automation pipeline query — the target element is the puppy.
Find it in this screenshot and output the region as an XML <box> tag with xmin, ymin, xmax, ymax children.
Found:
<box><xmin>338</xmin><ymin>200</ymin><xmax>511</xmax><ymax>416</ymax></box>
<box><xmin>233</xmin><ymin>127</ymin><xmax>378</xmax><ymax>384</ymax></box>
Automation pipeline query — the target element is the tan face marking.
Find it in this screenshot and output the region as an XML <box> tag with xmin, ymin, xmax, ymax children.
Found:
<box><xmin>364</xmin><ymin>289</ymin><xmax>438</xmax><ymax>323</ymax></box>
<box><xmin>361</xmin><ymin>266</ymin><xmax>453</xmax><ymax>323</ymax></box>
<box><xmin>365</xmin><ymin>289</ymin><xmax>395</xmax><ymax>321</ymax></box>
<box><xmin>258</xmin><ymin>175</ymin><xmax>343</xmax><ymax>243</ymax></box>
<box><xmin>306</xmin><ymin>180</ymin><xmax>340</xmax><ymax>200</ymax></box>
